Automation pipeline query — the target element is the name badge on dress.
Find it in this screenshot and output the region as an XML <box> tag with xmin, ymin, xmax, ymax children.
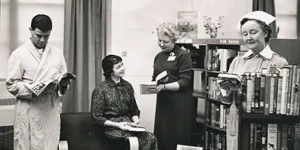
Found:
<box><xmin>167</xmin><ymin>52</ymin><xmax>176</xmax><ymax>61</ymax></box>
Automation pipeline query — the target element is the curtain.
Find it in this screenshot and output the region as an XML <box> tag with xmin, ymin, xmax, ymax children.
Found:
<box><xmin>297</xmin><ymin>0</ymin><xmax>300</xmax><ymax>39</ymax></box>
<box><xmin>63</xmin><ymin>0</ymin><xmax>107</xmax><ymax>112</ymax></box>
<box><xmin>253</xmin><ymin>0</ymin><xmax>277</xmax><ymax>38</ymax></box>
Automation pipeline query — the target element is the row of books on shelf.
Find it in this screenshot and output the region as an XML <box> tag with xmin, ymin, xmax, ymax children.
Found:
<box><xmin>206</xmin><ymin>101</ymin><xmax>229</xmax><ymax>129</ymax></box>
<box><xmin>206</xmin><ymin>48</ymin><xmax>243</xmax><ymax>72</ymax></box>
<box><xmin>240</xmin><ymin>65</ymin><xmax>300</xmax><ymax>116</ymax></box>
<box><xmin>241</xmin><ymin>123</ymin><xmax>300</xmax><ymax>150</ymax></box>
<box><xmin>205</xmin><ymin>131</ymin><xmax>226</xmax><ymax>150</ymax></box>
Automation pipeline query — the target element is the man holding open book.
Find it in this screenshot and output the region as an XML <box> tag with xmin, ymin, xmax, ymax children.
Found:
<box><xmin>6</xmin><ymin>14</ymin><xmax>74</xmax><ymax>150</ymax></box>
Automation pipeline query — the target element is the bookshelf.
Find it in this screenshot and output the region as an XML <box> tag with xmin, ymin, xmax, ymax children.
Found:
<box><xmin>179</xmin><ymin>38</ymin><xmax>244</xmax><ymax>150</ymax></box>
<box><xmin>237</xmin><ymin>65</ymin><xmax>300</xmax><ymax>150</ymax></box>
<box><xmin>180</xmin><ymin>38</ymin><xmax>300</xmax><ymax>150</ymax></box>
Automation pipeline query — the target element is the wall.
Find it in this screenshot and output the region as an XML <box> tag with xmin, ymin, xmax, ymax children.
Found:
<box><xmin>110</xmin><ymin>0</ymin><xmax>252</xmax><ymax>132</ymax></box>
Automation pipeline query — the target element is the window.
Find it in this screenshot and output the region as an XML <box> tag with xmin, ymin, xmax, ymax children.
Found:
<box><xmin>0</xmin><ymin>0</ymin><xmax>64</xmax><ymax>78</ymax></box>
<box><xmin>275</xmin><ymin>0</ymin><xmax>297</xmax><ymax>39</ymax></box>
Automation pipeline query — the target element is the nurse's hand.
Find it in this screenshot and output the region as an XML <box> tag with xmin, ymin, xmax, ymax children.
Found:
<box><xmin>217</xmin><ymin>79</ymin><xmax>240</xmax><ymax>97</ymax></box>
<box><xmin>156</xmin><ymin>84</ymin><xmax>165</xmax><ymax>93</ymax></box>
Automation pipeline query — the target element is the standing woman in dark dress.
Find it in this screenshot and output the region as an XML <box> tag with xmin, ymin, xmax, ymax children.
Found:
<box><xmin>91</xmin><ymin>54</ymin><xmax>158</xmax><ymax>150</ymax></box>
<box><xmin>152</xmin><ymin>23</ymin><xmax>195</xmax><ymax>150</ymax></box>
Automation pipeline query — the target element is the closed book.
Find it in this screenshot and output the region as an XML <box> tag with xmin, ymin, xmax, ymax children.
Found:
<box><xmin>261</xmin><ymin>124</ymin><xmax>268</xmax><ymax>150</ymax></box>
<box><xmin>264</xmin><ymin>76</ymin><xmax>272</xmax><ymax>115</ymax></box>
<box><xmin>272</xmin><ymin>74</ymin><xmax>278</xmax><ymax>115</ymax></box>
<box><xmin>276</xmin><ymin>124</ymin><xmax>282</xmax><ymax>150</ymax></box>
<box><xmin>247</xmin><ymin>76</ymin><xmax>254</xmax><ymax>113</ymax></box>
<box><xmin>269</xmin><ymin>76</ymin><xmax>275</xmax><ymax>114</ymax></box>
<box><xmin>256</xmin><ymin>124</ymin><xmax>263</xmax><ymax>150</ymax></box>
<box><xmin>281</xmin><ymin>124</ymin><xmax>288</xmax><ymax>150</ymax></box>
<box><xmin>276</xmin><ymin>76</ymin><xmax>282</xmax><ymax>114</ymax></box>
<box><xmin>260</xmin><ymin>75</ymin><xmax>266</xmax><ymax>114</ymax></box>
<box><xmin>287</xmin><ymin>124</ymin><xmax>295</xmax><ymax>150</ymax></box>
<box><xmin>241</xmin><ymin>74</ymin><xmax>248</xmax><ymax>113</ymax></box>
<box><xmin>254</xmin><ymin>74</ymin><xmax>261</xmax><ymax>114</ymax></box>
<box><xmin>289</xmin><ymin>65</ymin><xmax>298</xmax><ymax>115</ymax></box>
<box><xmin>280</xmin><ymin>67</ymin><xmax>290</xmax><ymax>115</ymax></box>
<box><xmin>140</xmin><ymin>82</ymin><xmax>157</xmax><ymax>94</ymax></box>
<box><xmin>267</xmin><ymin>124</ymin><xmax>278</xmax><ymax>150</ymax></box>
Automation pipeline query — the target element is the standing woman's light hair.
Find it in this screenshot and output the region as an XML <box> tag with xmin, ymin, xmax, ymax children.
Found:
<box><xmin>156</xmin><ymin>22</ymin><xmax>180</xmax><ymax>42</ymax></box>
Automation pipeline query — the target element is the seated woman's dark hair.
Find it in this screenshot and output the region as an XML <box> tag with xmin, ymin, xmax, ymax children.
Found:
<box><xmin>102</xmin><ymin>54</ymin><xmax>122</xmax><ymax>78</ymax></box>
<box><xmin>240</xmin><ymin>18</ymin><xmax>272</xmax><ymax>42</ymax></box>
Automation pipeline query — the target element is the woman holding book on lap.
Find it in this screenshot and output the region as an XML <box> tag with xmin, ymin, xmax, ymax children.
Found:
<box><xmin>219</xmin><ymin>11</ymin><xmax>288</xmax><ymax>150</ymax></box>
<box><xmin>91</xmin><ymin>54</ymin><xmax>158</xmax><ymax>150</ymax></box>
<box><xmin>152</xmin><ymin>23</ymin><xmax>195</xmax><ymax>150</ymax></box>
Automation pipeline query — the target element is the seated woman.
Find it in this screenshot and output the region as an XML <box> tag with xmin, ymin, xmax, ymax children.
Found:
<box><xmin>91</xmin><ymin>54</ymin><xmax>158</xmax><ymax>150</ymax></box>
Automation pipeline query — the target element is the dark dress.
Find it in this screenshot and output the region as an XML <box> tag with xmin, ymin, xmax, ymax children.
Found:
<box><xmin>152</xmin><ymin>45</ymin><xmax>195</xmax><ymax>150</ymax></box>
<box><xmin>91</xmin><ymin>78</ymin><xmax>158</xmax><ymax>150</ymax></box>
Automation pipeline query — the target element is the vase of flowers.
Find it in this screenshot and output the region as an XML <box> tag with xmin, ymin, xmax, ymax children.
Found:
<box><xmin>203</xmin><ymin>16</ymin><xmax>224</xmax><ymax>38</ymax></box>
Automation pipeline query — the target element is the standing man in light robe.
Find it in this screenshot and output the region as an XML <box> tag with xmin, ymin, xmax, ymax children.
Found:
<box><xmin>6</xmin><ymin>14</ymin><xmax>71</xmax><ymax>150</ymax></box>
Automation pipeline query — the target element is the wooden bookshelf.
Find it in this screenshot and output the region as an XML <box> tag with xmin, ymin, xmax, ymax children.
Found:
<box><xmin>186</xmin><ymin>38</ymin><xmax>244</xmax><ymax>150</ymax></box>
<box><xmin>241</xmin><ymin>114</ymin><xmax>299</xmax><ymax>123</ymax></box>
<box><xmin>206</xmin><ymin>124</ymin><xmax>226</xmax><ymax>133</ymax></box>
<box><xmin>192</xmin><ymin>92</ymin><xmax>206</xmax><ymax>99</ymax></box>
<box><xmin>207</xmin><ymin>98</ymin><xmax>231</xmax><ymax>106</ymax></box>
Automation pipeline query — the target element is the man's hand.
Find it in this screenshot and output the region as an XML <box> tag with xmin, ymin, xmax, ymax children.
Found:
<box><xmin>59</xmin><ymin>78</ymin><xmax>71</xmax><ymax>87</ymax></box>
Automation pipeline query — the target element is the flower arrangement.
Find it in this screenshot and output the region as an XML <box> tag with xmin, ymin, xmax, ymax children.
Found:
<box><xmin>203</xmin><ymin>16</ymin><xmax>225</xmax><ymax>38</ymax></box>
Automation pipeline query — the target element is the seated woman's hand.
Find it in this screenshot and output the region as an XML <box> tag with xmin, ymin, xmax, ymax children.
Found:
<box><xmin>117</xmin><ymin>122</ymin><xmax>130</xmax><ymax>131</ymax></box>
<box><xmin>125</xmin><ymin>122</ymin><xmax>142</xmax><ymax>128</ymax></box>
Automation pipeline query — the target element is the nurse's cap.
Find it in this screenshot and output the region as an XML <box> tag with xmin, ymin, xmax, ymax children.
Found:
<box><xmin>236</xmin><ymin>11</ymin><xmax>276</xmax><ymax>30</ymax></box>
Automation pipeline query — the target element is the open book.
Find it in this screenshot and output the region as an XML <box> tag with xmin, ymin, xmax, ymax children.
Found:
<box><xmin>125</xmin><ymin>122</ymin><xmax>146</xmax><ymax>132</ymax></box>
<box><xmin>218</xmin><ymin>73</ymin><xmax>242</xmax><ymax>83</ymax></box>
<box><xmin>25</xmin><ymin>72</ymin><xmax>76</xmax><ymax>96</ymax></box>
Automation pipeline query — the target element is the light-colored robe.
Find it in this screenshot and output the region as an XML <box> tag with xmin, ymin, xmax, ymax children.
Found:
<box><xmin>226</xmin><ymin>45</ymin><xmax>288</xmax><ymax>150</ymax></box>
<box><xmin>6</xmin><ymin>39</ymin><xmax>68</xmax><ymax>150</ymax></box>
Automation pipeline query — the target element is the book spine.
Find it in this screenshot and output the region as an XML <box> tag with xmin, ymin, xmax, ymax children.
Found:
<box><xmin>277</xmin><ymin>124</ymin><xmax>282</xmax><ymax>150</ymax></box>
<box><xmin>280</xmin><ymin>68</ymin><xmax>290</xmax><ymax>115</ymax></box>
<box><xmin>265</xmin><ymin>76</ymin><xmax>271</xmax><ymax>115</ymax></box>
<box><xmin>290</xmin><ymin>65</ymin><xmax>297</xmax><ymax>115</ymax></box>
<box><xmin>273</xmin><ymin>75</ymin><xmax>278</xmax><ymax>115</ymax></box>
<box><xmin>287</xmin><ymin>124</ymin><xmax>295</xmax><ymax>150</ymax></box>
<box><xmin>242</xmin><ymin>74</ymin><xmax>248</xmax><ymax>113</ymax></box>
<box><xmin>269</xmin><ymin>76</ymin><xmax>275</xmax><ymax>114</ymax></box>
<box><xmin>261</xmin><ymin>124</ymin><xmax>268</xmax><ymax>150</ymax></box>
<box><xmin>276</xmin><ymin>76</ymin><xmax>282</xmax><ymax>115</ymax></box>
<box><xmin>281</xmin><ymin>124</ymin><xmax>288</xmax><ymax>150</ymax></box>
<box><xmin>250</xmin><ymin>123</ymin><xmax>254</xmax><ymax>150</ymax></box>
<box><xmin>267</xmin><ymin>124</ymin><xmax>278</xmax><ymax>150</ymax></box>
<box><xmin>254</xmin><ymin>75</ymin><xmax>261</xmax><ymax>114</ymax></box>
<box><xmin>287</xmin><ymin>66</ymin><xmax>293</xmax><ymax>115</ymax></box>
<box><xmin>260</xmin><ymin>75</ymin><xmax>266</xmax><ymax>114</ymax></box>
<box><xmin>256</xmin><ymin>124</ymin><xmax>263</xmax><ymax>150</ymax></box>
<box><xmin>247</xmin><ymin>76</ymin><xmax>254</xmax><ymax>113</ymax></box>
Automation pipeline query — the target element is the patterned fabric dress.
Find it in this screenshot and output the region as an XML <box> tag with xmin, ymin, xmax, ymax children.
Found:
<box><xmin>91</xmin><ymin>78</ymin><xmax>158</xmax><ymax>150</ymax></box>
<box><xmin>152</xmin><ymin>45</ymin><xmax>195</xmax><ymax>150</ymax></box>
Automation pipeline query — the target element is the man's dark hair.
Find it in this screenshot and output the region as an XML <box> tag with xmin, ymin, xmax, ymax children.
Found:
<box><xmin>31</xmin><ymin>14</ymin><xmax>52</xmax><ymax>32</ymax></box>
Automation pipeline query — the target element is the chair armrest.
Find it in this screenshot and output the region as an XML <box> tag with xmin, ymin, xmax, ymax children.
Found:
<box><xmin>58</xmin><ymin>140</ymin><xmax>68</xmax><ymax>150</ymax></box>
<box><xmin>127</xmin><ymin>137</ymin><xmax>139</xmax><ymax>150</ymax></box>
